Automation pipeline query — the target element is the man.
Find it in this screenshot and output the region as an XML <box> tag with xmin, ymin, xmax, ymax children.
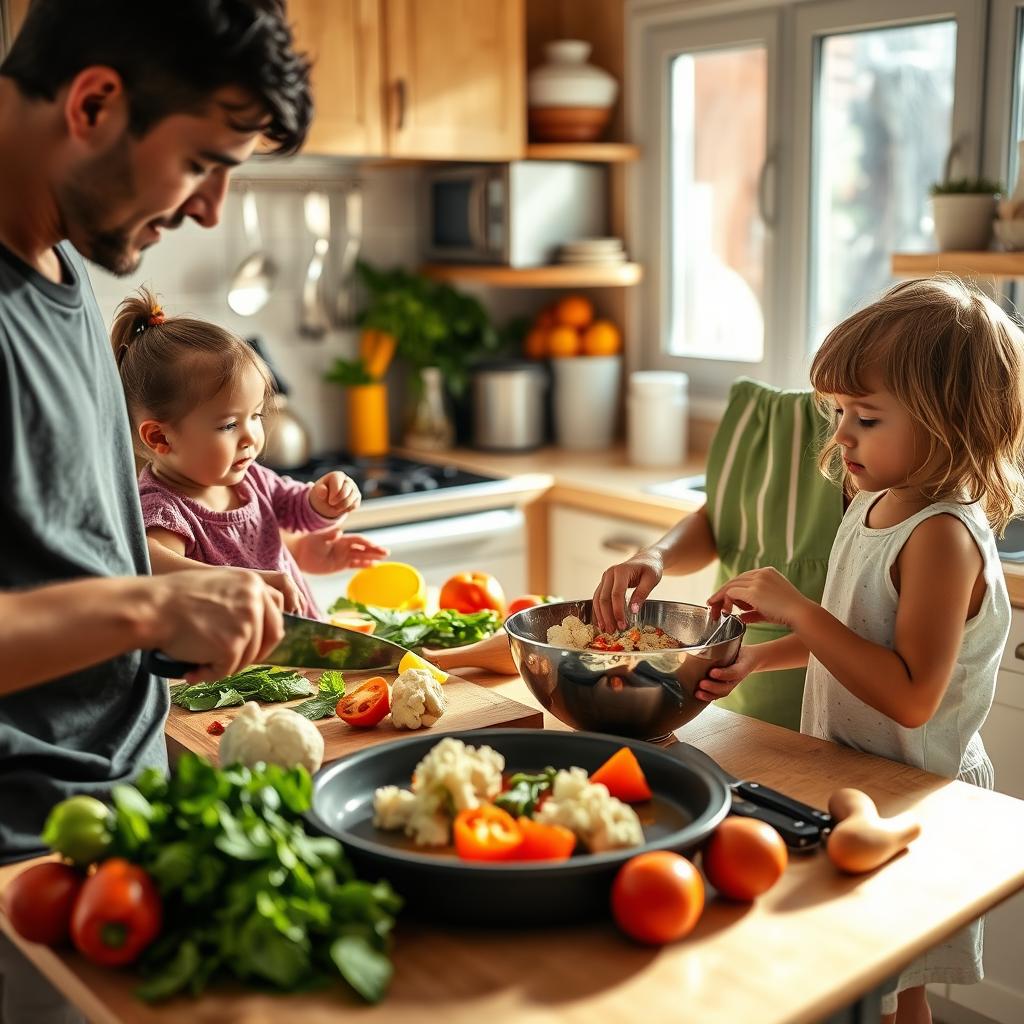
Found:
<box><xmin>0</xmin><ymin>2</ymin><xmax>312</xmax><ymax>1019</ymax></box>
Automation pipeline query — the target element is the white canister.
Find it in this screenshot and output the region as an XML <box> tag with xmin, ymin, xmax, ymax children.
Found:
<box><xmin>552</xmin><ymin>356</ymin><xmax>622</xmax><ymax>450</ymax></box>
<box><xmin>627</xmin><ymin>371</ymin><xmax>689</xmax><ymax>467</ymax></box>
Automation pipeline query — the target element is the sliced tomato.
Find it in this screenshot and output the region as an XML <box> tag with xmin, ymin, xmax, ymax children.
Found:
<box><xmin>453</xmin><ymin>805</ymin><xmax>523</xmax><ymax>861</ymax></box>
<box><xmin>336</xmin><ymin>677</ymin><xmax>390</xmax><ymax>727</ymax></box>
<box><xmin>590</xmin><ymin>747</ymin><xmax>653</xmax><ymax>803</ymax></box>
<box><xmin>514</xmin><ymin>817</ymin><xmax>576</xmax><ymax>861</ymax></box>
<box><xmin>313</xmin><ymin>637</ymin><xmax>350</xmax><ymax>657</ymax></box>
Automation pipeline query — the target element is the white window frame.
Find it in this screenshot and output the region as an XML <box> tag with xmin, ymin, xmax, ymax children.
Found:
<box><xmin>629</xmin><ymin>0</ymin><xmax>990</xmax><ymax>409</ymax></box>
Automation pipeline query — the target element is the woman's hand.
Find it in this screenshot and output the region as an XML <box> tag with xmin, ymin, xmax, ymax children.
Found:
<box><xmin>592</xmin><ymin>548</ymin><xmax>664</xmax><ymax>633</ymax></box>
<box><xmin>309</xmin><ymin>472</ymin><xmax>361</xmax><ymax>519</ymax></box>
<box><xmin>706</xmin><ymin>567</ymin><xmax>812</xmax><ymax>630</ymax></box>
<box><xmin>286</xmin><ymin>527</ymin><xmax>389</xmax><ymax>575</ymax></box>
<box><xmin>694</xmin><ymin>645</ymin><xmax>763</xmax><ymax>703</ymax></box>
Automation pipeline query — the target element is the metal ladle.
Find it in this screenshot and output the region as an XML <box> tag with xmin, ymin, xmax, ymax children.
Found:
<box><xmin>227</xmin><ymin>189</ymin><xmax>276</xmax><ymax>316</ymax></box>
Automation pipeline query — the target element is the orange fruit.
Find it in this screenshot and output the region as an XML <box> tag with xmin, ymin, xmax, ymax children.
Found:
<box><xmin>524</xmin><ymin>327</ymin><xmax>548</xmax><ymax>359</ymax></box>
<box><xmin>701</xmin><ymin>817</ymin><xmax>788</xmax><ymax>901</ymax></box>
<box><xmin>553</xmin><ymin>295</ymin><xmax>594</xmax><ymax>329</ymax></box>
<box><xmin>611</xmin><ymin>851</ymin><xmax>705</xmax><ymax>944</ymax></box>
<box><xmin>546</xmin><ymin>325</ymin><xmax>581</xmax><ymax>358</ymax></box>
<box><xmin>581</xmin><ymin>319</ymin><xmax>622</xmax><ymax>356</ymax></box>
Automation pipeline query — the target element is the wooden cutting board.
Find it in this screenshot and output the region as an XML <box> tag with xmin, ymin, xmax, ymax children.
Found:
<box><xmin>164</xmin><ymin>671</ymin><xmax>542</xmax><ymax>766</ymax></box>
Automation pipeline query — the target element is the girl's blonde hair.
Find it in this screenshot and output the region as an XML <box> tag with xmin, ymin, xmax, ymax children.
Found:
<box><xmin>111</xmin><ymin>287</ymin><xmax>273</xmax><ymax>459</ymax></box>
<box><xmin>810</xmin><ymin>275</ymin><xmax>1024</xmax><ymax>534</ymax></box>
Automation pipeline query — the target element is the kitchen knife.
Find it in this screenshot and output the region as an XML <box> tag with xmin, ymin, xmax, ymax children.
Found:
<box><xmin>143</xmin><ymin>612</ymin><xmax>409</xmax><ymax>678</ymax></box>
<box><xmin>665</xmin><ymin>741</ymin><xmax>833</xmax><ymax>850</ymax></box>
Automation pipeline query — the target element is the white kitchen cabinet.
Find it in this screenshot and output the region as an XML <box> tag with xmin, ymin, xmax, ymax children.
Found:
<box><xmin>940</xmin><ymin>609</ymin><xmax>1024</xmax><ymax>1024</ymax></box>
<box><xmin>549</xmin><ymin>505</ymin><xmax>718</xmax><ymax>607</ymax></box>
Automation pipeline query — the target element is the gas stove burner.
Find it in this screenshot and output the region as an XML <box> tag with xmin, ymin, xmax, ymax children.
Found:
<box><xmin>271</xmin><ymin>453</ymin><xmax>498</xmax><ymax>501</ymax></box>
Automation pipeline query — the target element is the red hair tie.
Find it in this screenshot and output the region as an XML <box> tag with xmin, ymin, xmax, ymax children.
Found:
<box><xmin>147</xmin><ymin>307</ymin><xmax>165</xmax><ymax>326</ymax></box>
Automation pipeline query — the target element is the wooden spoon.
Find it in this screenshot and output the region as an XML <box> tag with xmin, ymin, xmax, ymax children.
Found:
<box><xmin>421</xmin><ymin>630</ymin><xmax>518</xmax><ymax>676</ymax></box>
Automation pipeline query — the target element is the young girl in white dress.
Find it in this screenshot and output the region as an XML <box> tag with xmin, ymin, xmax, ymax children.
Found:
<box><xmin>697</xmin><ymin>276</ymin><xmax>1024</xmax><ymax>1024</ymax></box>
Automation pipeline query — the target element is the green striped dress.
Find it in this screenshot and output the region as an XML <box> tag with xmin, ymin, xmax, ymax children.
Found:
<box><xmin>706</xmin><ymin>378</ymin><xmax>844</xmax><ymax>730</ymax></box>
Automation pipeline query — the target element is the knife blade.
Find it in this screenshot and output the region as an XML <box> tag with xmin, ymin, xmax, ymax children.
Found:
<box><xmin>665</xmin><ymin>741</ymin><xmax>833</xmax><ymax>849</ymax></box>
<box><xmin>142</xmin><ymin>613</ymin><xmax>409</xmax><ymax>678</ymax></box>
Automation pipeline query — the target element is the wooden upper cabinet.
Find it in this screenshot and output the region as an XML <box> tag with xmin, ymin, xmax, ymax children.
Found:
<box><xmin>289</xmin><ymin>0</ymin><xmax>385</xmax><ymax>156</ymax></box>
<box><xmin>383</xmin><ymin>0</ymin><xmax>524</xmax><ymax>160</ymax></box>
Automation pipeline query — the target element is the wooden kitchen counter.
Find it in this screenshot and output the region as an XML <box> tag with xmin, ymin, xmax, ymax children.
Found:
<box><xmin>4</xmin><ymin>678</ymin><xmax>1024</xmax><ymax>1024</ymax></box>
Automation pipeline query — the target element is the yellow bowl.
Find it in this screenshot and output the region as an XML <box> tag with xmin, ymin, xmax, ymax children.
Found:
<box><xmin>346</xmin><ymin>562</ymin><xmax>426</xmax><ymax>611</ymax></box>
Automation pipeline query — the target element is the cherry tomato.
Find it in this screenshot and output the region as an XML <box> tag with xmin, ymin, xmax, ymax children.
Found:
<box><xmin>4</xmin><ymin>862</ymin><xmax>84</xmax><ymax>946</ymax></box>
<box><xmin>505</xmin><ymin>595</ymin><xmax>545</xmax><ymax>618</ymax></box>
<box><xmin>453</xmin><ymin>805</ymin><xmax>523</xmax><ymax>861</ymax></box>
<box><xmin>611</xmin><ymin>851</ymin><xmax>705</xmax><ymax>945</ymax></box>
<box><xmin>438</xmin><ymin>572</ymin><xmax>507</xmax><ymax>616</ymax></box>
<box><xmin>514</xmin><ymin>817</ymin><xmax>576</xmax><ymax>861</ymax></box>
<box><xmin>336</xmin><ymin>676</ymin><xmax>390</xmax><ymax>727</ymax></box>
<box><xmin>702</xmin><ymin>817</ymin><xmax>788</xmax><ymax>901</ymax></box>
<box><xmin>70</xmin><ymin>858</ymin><xmax>162</xmax><ymax>967</ymax></box>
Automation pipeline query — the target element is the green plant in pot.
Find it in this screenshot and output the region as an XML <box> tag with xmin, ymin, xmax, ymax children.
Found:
<box><xmin>349</xmin><ymin>261</ymin><xmax>503</xmax><ymax>448</ymax></box>
<box><xmin>929</xmin><ymin>177</ymin><xmax>1002</xmax><ymax>252</ymax></box>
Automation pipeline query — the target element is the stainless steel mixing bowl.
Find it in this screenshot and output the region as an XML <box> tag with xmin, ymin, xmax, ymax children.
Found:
<box><xmin>503</xmin><ymin>599</ymin><xmax>746</xmax><ymax>741</ymax></box>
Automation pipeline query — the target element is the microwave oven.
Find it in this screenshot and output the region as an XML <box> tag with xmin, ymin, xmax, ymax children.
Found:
<box><xmin>424</xmin><ymin>161</ymin><xmax>608</xmax><ymax>267</ymax></box>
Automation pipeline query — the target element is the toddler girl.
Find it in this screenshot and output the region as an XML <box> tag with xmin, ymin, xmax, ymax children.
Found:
<box><xmin>112</xmin><ymin>288</ymin><xmax>386</xmax><ymax>618</ymax></box>
<box><xmin>699</xmin><ymin>276</ymin><xmax>1024</xmax><ymax>1024</ymax></box>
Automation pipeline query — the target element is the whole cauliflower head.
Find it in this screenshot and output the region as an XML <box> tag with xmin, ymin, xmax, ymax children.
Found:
<box><xmin>390</xmin><ymin>668</ymin><xmax>447</xmax><ymax>730</ymax></box>
<box><xmin>218</xmin><ymin>701</ymin><xmax>325</xmax><ymax>775</ymax></box>
<box><xmin>536</xmin><ymin>767</ymin><xmax>643</xmax><ymax>853</ymax></box>
<box><xmin>411</xmin><ymin>736</ymin><xmax>504</xmax><ymax>812</ymax></box>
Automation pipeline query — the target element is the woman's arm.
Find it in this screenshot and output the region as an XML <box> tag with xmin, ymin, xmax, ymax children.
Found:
<box><xmin>709</xmin><ymin>515</ymin><xmax>982</xmax><ymax>728</ymax></box>
<box><xmin>593</xmin><ymin>504</ymin><xmax>717</xmax><ymax>632</ymax></box>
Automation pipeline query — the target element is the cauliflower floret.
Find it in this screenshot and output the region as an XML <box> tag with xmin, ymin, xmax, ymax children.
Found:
<box><xmin>390</xmin><ymin>668</ymin><xmax>447</xmax><ymax>730</ymax></box>
<box><xmin>546</xmin><ymin>615</ymin><xmax>595</xmax><ymax>650</ymax></box>
<box><xmin>404</xmin><ymin>801</ymin><xmax>452</xmax><ymax>847</ymax></box>
<box><xmin>372</xmin><ymin>785</ymin><xmax>418</xmax><ymax>830</ymax></box>
<box><xmin>411</xmin><ymin>736</ymin><xmax>504</xmax><ymax>813</ymax></box>
<box><xmin>218</xmin><ymin>700</ymin><xmax>325</xmax><ymax>774</ymax></box>
<box><xmin>536</xmin><ymin>767</ymin><xmax>644</xmax><ymax>853</ymax></box>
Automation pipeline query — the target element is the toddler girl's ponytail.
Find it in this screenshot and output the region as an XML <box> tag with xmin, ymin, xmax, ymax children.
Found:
<box><xmin>111</xmin><ymin>287</ymin><xmax>165</xmax><ymax>367</ymax></box>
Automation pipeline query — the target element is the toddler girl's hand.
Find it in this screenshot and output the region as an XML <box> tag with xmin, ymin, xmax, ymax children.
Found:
<box><xmin>706</xmin><ymin>567</ymin><xmax>810</xmax><ymax>630</ymax></box>
<box><xmin>288</xmin><ymin>526</ymin><xmax>389</xmax><ymax>575</ymax></box>
<box><xmin>253</xmin><ymin>569</ymin><xmax>304</xmax><ymax>615</ymax></box>
<box><xmin>694</xmin><ymin>645</ymin><xmax>761</xmax><ymax>703</ymax></box>
<box><xmin>310</xmin><ymin>471</ymin><xmax>361</xmax><ymax>519</ymax></box>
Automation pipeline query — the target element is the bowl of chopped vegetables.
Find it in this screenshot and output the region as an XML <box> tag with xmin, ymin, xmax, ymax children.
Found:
<box><xmin>503</xmin><ymin>600</ymin><xmax>745</xmax><ymax>741</ymax></box>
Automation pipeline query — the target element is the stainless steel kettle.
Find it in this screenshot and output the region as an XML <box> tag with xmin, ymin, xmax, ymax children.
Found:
<box><xmin>245</xmin><ymin>336</ymin><xmax>312</xmax><ymax>471</ymax></box>
<box><xmin>471</xmin><ymin>360</ymin><xmax>549</xmax><ymax>451</ymax></box>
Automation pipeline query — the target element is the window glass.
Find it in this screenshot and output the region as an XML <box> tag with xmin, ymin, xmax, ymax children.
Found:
<box><xmin>809</xmin><ymin>20</ymin><xmax>957</xmax><ymax>347</ymax></box>
<box><xmin>669</xmin><ymin>46</ymin><xmax>767</xmax><ymax>361</ymax></box>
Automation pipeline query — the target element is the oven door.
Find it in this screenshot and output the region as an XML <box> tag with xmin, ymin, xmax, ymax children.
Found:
<box><xmin>423</xmin><ymin>166</ymin><xmax>503</xmax><ymax>263</ymax></box>
<box><xmin>303</xmin><ymin>507</ymin><xmax>528</xmax><ymax>614</ymax></box>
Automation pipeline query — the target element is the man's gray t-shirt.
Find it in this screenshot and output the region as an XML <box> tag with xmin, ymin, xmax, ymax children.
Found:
<box><xmin>0</xmin><ymin>240</ymin><xmax>168</xmax><ymax>863</ymax></box>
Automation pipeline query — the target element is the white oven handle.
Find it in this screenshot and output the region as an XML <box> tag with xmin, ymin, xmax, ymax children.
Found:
<box><xmin>363</xmin><ymin>507</ymin><xmax>524</xmax><ymax>555</ymax></box>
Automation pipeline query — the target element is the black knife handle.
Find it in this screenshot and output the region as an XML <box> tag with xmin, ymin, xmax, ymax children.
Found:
<box><xmin>729</xmin><ymin>798</ymin><xmax>823</xmax><ymax>850</ymax></box>
<box><xmin>734</xmin><ymin>781</ymin><xmax>834</xmax><ymax>831</ymax></box>
<box><xmin>142</xmin><ymin>650</ymin><xmax>199</xmax><ymax>678</ymax></box>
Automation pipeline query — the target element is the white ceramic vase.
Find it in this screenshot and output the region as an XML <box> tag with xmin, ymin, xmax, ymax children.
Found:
<box><xmin>528</xmin><ymin>40</ymin><xmax>618</xmax><ymax>108</ymax></box>
<box><xmin>931</xmin><ymin>194</ymin><xmax>996</xmax><ymax>251</ymax></box>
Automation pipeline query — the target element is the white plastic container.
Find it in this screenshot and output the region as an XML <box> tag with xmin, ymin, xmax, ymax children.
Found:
<box><xmin>552</xmin><ymin>356</ymin><xmax>621</xmax><ymax>450</ymax></box>
<box><xmin>627</xmin><ymin>371</ymin><xmax>689</xmax><ymax>467</ymax></box>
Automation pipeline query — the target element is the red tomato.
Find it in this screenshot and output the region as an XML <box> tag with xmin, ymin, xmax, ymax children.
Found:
<box><xmin>439</xmin><ymin>572</ymin><xmax>507</xmax><ymax>616</ymax></box>
<box><xmin>70</xmin><ymin>858</ymin><xmax>162</xmax><ymax>967</ymax></box>
<box><xmin>514</xmin><ymin>817</ymin><xmax>576</xmax><ymax>861</ymax></box>
<box><xmin>453</xmin><ymin>805</ymin><xmax>523</xmax><ymax>861</ymax></box>
<box><xmin>702</xmin><ymin>817</ymin><xmax>788</xmax><ymax>901</ymax></box>
<box><xmin>4</xmin><ymin>862</ymin><xmax>84</xmax><ymax>946</ymax></box>
<box><xmin>505</xmin><ymin>595</ymin><xmax>545</xmax><ymax>618</ymax></box>
<box><xmin>336</xmin><ymin>676</ymin><xmax>390</xmax><ymax>727</ymax></box>
<box><xmin>611</xmin><ymin>851</ymin><xmax>705</xmax><ymax>945</ymax></box>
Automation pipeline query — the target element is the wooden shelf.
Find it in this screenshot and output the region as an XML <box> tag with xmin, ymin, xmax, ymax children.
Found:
<box><xmin>524</xmin><ymin>142</ymin><xmax>640</xmax><ymax>162</ymax></box>
<box><xmin>420</xmin><ymin>262</ymin><xmax>643</xmax><ymax>287</ymax></box>
<box><xmin>891</xmin><ymin>251</ymin><xmax>1024</xmax><ymax>279</ymax></box>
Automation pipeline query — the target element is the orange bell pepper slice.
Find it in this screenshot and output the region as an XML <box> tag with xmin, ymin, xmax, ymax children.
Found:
<box><xmin>514</xmin><ymin>817</ymin><xmax>576</xmax><ymax>861</ymax></box>
<box><xmin>590</xmin><ymin>747</ymin><xmax>653</xmax><ymax>803</ymax></box>
<box><xmin>453</xmin><ymin>805</ymin><xmax>523</xmax><ymax>861</ymax></box>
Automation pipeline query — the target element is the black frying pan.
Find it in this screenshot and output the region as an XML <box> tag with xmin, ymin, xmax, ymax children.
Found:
<box><xmin>307</xmin><ymin>728</ymin><xmax>730</xmax><ymax>926</ymax></box>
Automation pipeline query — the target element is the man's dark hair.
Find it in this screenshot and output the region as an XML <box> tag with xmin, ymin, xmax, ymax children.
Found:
<box><xmin>0</xmin><ymin>0</ymin><xmax>312</xmax><ymax>154</ymax></box>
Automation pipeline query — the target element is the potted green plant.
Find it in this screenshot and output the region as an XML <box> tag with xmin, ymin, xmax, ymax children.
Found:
<box><xmin>929</xmin><ymin>177</ymin><xmax>1002</xmax><ymax>251</ymax></box>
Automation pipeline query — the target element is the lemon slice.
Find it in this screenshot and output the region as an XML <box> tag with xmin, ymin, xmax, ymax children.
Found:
<box><xmin>398</xmin><ymin>649</ymin><xmax>449</xmax><ymax>685</ymax></box>
<box><xmin>346</xmin><ymin>562</ymin><xmax>426</xmax><ymax>611</ymax></box>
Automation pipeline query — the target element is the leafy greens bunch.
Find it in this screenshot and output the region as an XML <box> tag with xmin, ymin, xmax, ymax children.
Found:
<box><xmin>170</xmin><ymin>666</ymin><xmax>314</xmax><ymax>712</ymax></box>
<box><xmin>109</xmin><ymin>753</ymin><xmax>401</xmax><ymax>1004</ymax></box>
<box><xmin>329</xmin><ymin>597</ymin><xmax>499</xmax><ymax>648</ymax></box>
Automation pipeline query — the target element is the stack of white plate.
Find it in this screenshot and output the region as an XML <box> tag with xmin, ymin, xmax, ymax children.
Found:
<box><xmin>556</xmin><ymin>237</ymin><xmax>627</xmax><ymax>265</ymax></box>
